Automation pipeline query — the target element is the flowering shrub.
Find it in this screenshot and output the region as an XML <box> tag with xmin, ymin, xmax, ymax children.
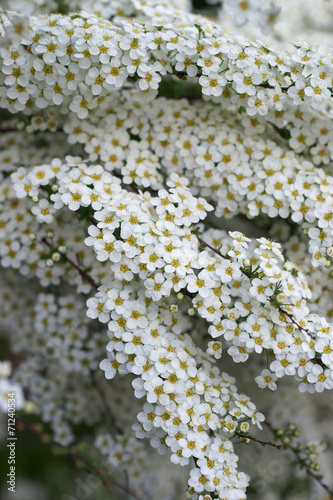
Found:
<box><xmin>1</xmin><ymin>0</ymin><xmax>333</xmax><ymax>499</ymax></box>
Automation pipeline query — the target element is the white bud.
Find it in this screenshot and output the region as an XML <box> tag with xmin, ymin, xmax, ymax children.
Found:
<box><xmin>51</xmin><ymin>184</ymin><xmax>58</xmax><ymax>192</ymax></box>
<box><xmin>284</xmin><ymin>261</ymin><xmax>294</xmax><ymax>271</ymax></box>
<box><xmin>177</xmin><ymin>292</ymin><xmax>184</xmax><ymax>300</ymax></box>
<box><xmin>58</xmin><ymin>245</ymin><xmax>67</xmax><ymax>253</ymax></box>
<box><xmin>240</xmin><ymin>422</ymin><xmax>250</xmax><ymax>433</ymax></box>
<box><xmin>31</xmin><ymin>195</ymin><xmax>39</xmax><ymax>203</ymax></box>
<box><xmin>52</xmin><ymin>252</ymin><xmax>61</xmax><ymax>262</ymax></box>
<box><xmin>243</xmin><ymin>258</ymin><xmax>250</xmax><ymax>267</ymax></box>
<box><xmin>46</xmin><ymin>259</ymin><xmax>53</xmax><ymax>267</ymax></box>
<box><xmin>23</xmin><ymin>400</ymin><xmax>36</xmax><ymax>413</ymax></box>
<box><xmin>187</xmin><ymin>308</ymin><xmax>195</xmax><ymax>316</ymax></box>
<box><xmin>325</xmin><ymin>260</ymin><xmax>331</xmax><ymax>268</ymax></box>
<box><xmin>0</xmin><ymin>360</ymin><xmax>11</xmax><ymax>378</ymax></box>
<box><xmin>29</xmin><ymin>232</ymin><xmax>36</xmax><ymax>241</ymax></box>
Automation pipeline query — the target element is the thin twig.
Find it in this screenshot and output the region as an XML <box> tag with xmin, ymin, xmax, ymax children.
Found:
<box><xmin>41</xmin><ymin>237</ymin><xmax>99</xmax><ymax>290</ymax></box>
<box><xmin>236</xmin><ymin>432</ymin><xmax>282</xmax><ymax>450</ymax></box>
<box><xmin>0</xmin><ymin>126</ymin><xmax>64</xmax><ymax>134</ymax></box>
<box><xmin>91</xmin><ymin>373</ymin><xmax>123</xmax><ymax>434</ymax></box>
<box><xmin>265</xmin><ymin>421</ymin><xmax>333</xmax><ymax>497</ymax></box>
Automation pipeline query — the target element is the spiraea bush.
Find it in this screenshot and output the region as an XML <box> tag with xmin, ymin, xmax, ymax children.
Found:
<box><xmin>0</xmin><ymin>1</ymin><xmax>333</xmax><ymax>499</ymax></box>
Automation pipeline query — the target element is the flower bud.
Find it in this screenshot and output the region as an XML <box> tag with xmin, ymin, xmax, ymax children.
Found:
<box><xmin>326</xmin><ymin>246</ymin><xmax>333</xmax><ymax>257</ymax></box>
<box><xmin>284</xmin><ymin>261</ymin><xmax>294</xmax><ymax>271</ymax></box>
<box><xmin>24</xmin><ymin>400</ymin><xmax>36</xmax><ymax>413</ymax></box>
<box><xmin>240</xmin><ymin>422</ymin><xmax>250</xmax><ymax>433</ymax></box>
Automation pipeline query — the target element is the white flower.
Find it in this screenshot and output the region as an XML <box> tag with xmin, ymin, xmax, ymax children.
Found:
<box><xmin>232</xmin><ymin>71</ymin><xmax>263</xmax><ymax>96</ymax></box>
<box><xmin>306</xmin><ymin>364</ymin><xmax>333</xmax><ymax>392</ymax></box>
<box><xmin>86</xmin><ymin>297</ymin><xmax>109</xmax><ymax>323</ymax></box>
<box><xmin>199</xmin><ymin>73</ymin><xmax>227</xmax><ymax>97</ymax></box>
<box><xmin>249</xmin><ymin>278</ymin><xmax>273</xmax><ymax>303</ymax></box>
<box><xmin>207</xmin><ymin>341</ymin><xmax>222</xmax><ymax>359</ymax></box>
<box><xmin>0</xmin><ymin>379</ymin><xmax>25</xmax><ymax>412</ymax></box>
<box><xmin>255</xmin><ymin>369</ymin><xmax>277</xmax><ymax>390</ymax></box>
<box><xmin>215</xmin><ymin>260</ymin><xmax>241</xmax><ymax>283</ymax></box>
<box><xmin>246</xmin><ymin>90</ymin><xmax>268</xmax><ymax>116</ymax></box>
<box><xmin>100</xmin><ymin>354</ymin><xmax>119</xmax><ymax>380</ymax></box>
<box><xmin>31</xmin><ymin>198</ymin><xmax>55</xmax><ymax>223</ymax></box>
<box><xmin>144</xmin><ymin>273</ymin><xmax>172</xmax><ymax>301</ymax></box>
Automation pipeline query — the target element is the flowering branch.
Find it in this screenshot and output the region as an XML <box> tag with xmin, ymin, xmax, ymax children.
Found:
<box><xmin>193</xmin><ymin>232</ymin><xmax>316</xmax><ymax>341</ymax></box>
<box><xmin>2</xmin><ymin>2</ymin><xmax>333</xmax><ymax>498</ymax></box>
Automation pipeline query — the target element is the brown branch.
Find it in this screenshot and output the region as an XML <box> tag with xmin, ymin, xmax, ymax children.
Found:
<box><xmin>0</xmin><ymin>126</ymin><xmax>64</xmax><ymax>134</ymax></box>
<box><xmin>181</xmin><ymin>287</ymin><xmax>195</xmax><ymax>299</ymax></box>
<box><xmin>236</xmin><ymin>432</ymin><xmax>282</xmax><ymax>450</ymax></box>
<box><xmin>66</xmin><ymin>454</ymin><xmax>140</xmax><ymax>498</ymax></box>
<box><xmin>0</xmin><ymin>127</ymin><xmax>20</xmax><ymax>133</ymax></box>
<box><xmin>276</xmin><ymin>304</ymin><xmax>315</xmax><ymax>340</ymax></box>
<box><xmin>91</xmin><ymin>373</ymin><xmax>123</xmax><ymax>435</ymax></box>
<box><xmin>299</xmin><ymin>461</ymin><xmax>333</xmax><ymax>498</ymax></box>
<box><xmin>41</xmin><ymin>237</ymin><xmax>99</xmax><ymax>290</ymax></box>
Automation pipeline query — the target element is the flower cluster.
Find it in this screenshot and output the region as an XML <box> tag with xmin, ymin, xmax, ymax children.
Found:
<box><xmin>2</xmin><ymin>7</ymin><xmax>333</xmax><ymax>119</ymax></box>
<box><xmin>11</xmin><ymin>156</ymin><xmax>264</xmax><ymax>498</ymax></box>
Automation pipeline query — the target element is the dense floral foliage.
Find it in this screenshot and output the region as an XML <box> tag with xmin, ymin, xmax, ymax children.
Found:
<box><xmin>1</xmin><ymin>1</ymin><xmax>333</xmax><ymax>499</ymax></box>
